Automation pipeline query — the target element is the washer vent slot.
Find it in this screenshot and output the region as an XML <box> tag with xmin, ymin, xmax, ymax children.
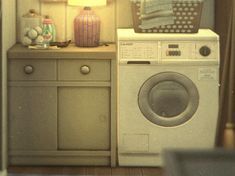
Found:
<box><xmin>127</xmin><ymin>61</ymin><xmax>151</xmax><ymax>64</ymax></box>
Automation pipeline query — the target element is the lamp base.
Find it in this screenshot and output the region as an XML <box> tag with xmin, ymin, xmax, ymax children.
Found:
<box><xmin>74</xmin><ymin>8</ymin><xmax>100</xmax><ymax>47</ymax></box>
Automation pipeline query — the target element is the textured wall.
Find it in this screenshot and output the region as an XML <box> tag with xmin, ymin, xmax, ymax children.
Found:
<box><xmin>16</xmin><ymin>0</ymin><xmax>214</xmax><ymax>43</ymax></box>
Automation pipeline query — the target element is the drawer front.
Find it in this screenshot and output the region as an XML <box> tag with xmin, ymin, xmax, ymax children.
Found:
<box><xmin>58</xmin><ymin>60</ymin><xmax>110</xmax><ymax>81</ymax></box>
<box><xmin>9</xmin><ymin>59</ymin><xmax>57</xmax><ymax>81</ymax></box>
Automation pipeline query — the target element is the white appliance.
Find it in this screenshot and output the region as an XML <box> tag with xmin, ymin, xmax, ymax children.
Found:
<box><xmin>117</xmin><ymin>29</ymin><xmax>220</xmax><ymax>166</ymax></box>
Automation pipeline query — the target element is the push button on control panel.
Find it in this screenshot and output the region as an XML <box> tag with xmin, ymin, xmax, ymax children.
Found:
<box><xmin>167</xmin><ymin>50</ymin><xmax>181</xmax><ymax>56</ymax></box>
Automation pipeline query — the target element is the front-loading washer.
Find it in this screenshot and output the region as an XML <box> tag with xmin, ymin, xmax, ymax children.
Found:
<box><xmin>117</xmin><ymin>29</ymin><xmax>220</xmax><ymax>166</ymax></box>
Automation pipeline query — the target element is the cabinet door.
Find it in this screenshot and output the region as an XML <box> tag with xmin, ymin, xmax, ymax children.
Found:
<box><xmin>58</xmin><ymin>87</ymin><xmax>110</xmax><ymax>150</ymax></box>
<box><xmin>9</xmin><ymin>87</ymin><xmax>57</xmax><ymax>150</ymax></box>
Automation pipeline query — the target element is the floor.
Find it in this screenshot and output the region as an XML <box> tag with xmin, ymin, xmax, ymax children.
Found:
<box><xmin>8</xmin><ymin>166</ymin><xmax>163</xmax><ymax>176</ymax></box>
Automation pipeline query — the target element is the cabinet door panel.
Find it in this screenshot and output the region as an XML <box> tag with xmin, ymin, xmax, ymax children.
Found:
<box><xmin>58</xmin><ymin>87</ymin><xmax>110</xmax><ymax>150</ymax></box>
<box><xmin>9</xmin><ymin>87</ymin><xmax>57</xmax><ymax>150</ymax></box>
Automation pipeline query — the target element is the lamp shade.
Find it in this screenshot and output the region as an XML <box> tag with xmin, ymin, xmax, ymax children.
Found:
<box><xmin>68</xmin><ymin>0</ymin><xmax>106</xmax><ymax>7</ymax></box>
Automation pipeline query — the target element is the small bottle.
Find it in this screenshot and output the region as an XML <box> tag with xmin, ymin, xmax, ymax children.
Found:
<box><xmin>42</xmin><ymin>15</ymin><xmax>56</xmax><ymax>47</ymax></box>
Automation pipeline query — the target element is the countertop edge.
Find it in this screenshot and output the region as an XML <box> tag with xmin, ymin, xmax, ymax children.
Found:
<box><xmin>8</xmin><ymin>43</ymin><xmax>117</xmax><ymax>60</ymax></box>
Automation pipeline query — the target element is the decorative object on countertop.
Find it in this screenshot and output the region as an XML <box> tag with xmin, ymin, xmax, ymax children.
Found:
<box><xmin>42</xmin><ymin>15</ymin><xmax>56</xmax><ymax>47</ymax></box>
<box><xmin>68</xmin><ymin>0</ymin><xmax>107</xmax><ymax>47</ymax></box>
<box><xmin>28</xmin><ymin>45</ymin><xmax>60</xmax><ymax>50</ymax></box>
<box><xmin>130</xmin><ymin>0</ymin><xmax>204</xmax><ymax>33</ymax></box>
<box><xmin>20</xmin><ymin>9</ymin><xmax>43</xmax><ymax>46</ymax></box>
<box><xmin>50</xmin><ymin>40</ymin><xmax>71</xmax><ymax>48</ymax></box>
<box><xmin>28</xmin><ymin>40</ymin><xmax>71</xmax><ymax>49</ymax></box>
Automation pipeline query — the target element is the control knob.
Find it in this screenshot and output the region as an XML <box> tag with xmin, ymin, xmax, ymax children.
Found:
<box><xmin>199</xmin><ymin>46</ymin><xmax>211</xmax><ymax>57</ymax></box>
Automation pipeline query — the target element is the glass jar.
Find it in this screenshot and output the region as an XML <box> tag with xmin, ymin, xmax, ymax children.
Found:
<box><xmin>42</xmin><ymin>15</ymin><xmax>56</xmax><ymax>47</ymax></box>
<box><xmin>20</xmin><ymin>9</ymin><xmax>43</xmax><ymax>46</ymax></box>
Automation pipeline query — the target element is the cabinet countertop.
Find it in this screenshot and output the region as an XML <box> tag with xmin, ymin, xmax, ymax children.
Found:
<box><xmin>8</xmin><ymin>43</ymin><xmax>116</xmax><ymax>60</ymax></box>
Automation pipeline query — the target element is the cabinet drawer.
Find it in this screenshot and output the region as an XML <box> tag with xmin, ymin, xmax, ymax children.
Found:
<box><xmin>8</xmin><ymin>59</ymin><xmax>57</xmax><ymax>81</ymax></box>
<box><xmin>58</xmin><ymin>60</ymin><xmax>110</xmax><ymax>81</ymax></box>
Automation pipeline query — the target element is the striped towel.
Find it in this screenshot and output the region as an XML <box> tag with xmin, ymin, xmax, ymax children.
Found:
<box><xmin>144</xmin><ymin>0</ymin><xmax>173</xmax><ymax>14</ymax></box>
<box><xmin>138</xmin><ymin>0</ymin><xmax>174</xmax><ymax>29</ymax></box>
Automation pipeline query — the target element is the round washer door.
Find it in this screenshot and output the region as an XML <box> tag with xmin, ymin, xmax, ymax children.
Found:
<box><xmin>138</xmin><ymin>72</ymin><xmax>199</xmax><ymax>127</ymax></box>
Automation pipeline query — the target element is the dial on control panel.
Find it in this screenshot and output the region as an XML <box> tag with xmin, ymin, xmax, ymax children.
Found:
<box><xmin>199</xmin><ymin>46</ymin><xmax>211</xmax><ymax>57</ymax></box>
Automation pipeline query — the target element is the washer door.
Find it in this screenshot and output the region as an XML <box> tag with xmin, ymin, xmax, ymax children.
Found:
<box><xmin>138</xmin><ymin>72</ymin><xmax>199</xmax><ymax>127</ymax></box>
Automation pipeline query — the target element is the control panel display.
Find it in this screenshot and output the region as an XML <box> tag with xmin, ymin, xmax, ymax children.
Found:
<box><xmin>168</xmin><ymin>44</ymin><xmax>179</xmax><ymax>49</ymax></box>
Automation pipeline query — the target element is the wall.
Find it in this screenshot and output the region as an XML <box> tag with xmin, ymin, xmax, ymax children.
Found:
<box><xmin>1</xmin><ymin>0</ymin><xmax>16</xmax><ymax>174</ymax></box>
<box><xmin>17</xmin><ymin>0</ymin><xmax>116</xmax><ymax>43</ymax></box>
<box><xmin>215</xmin><ymin>0</ymin><xmax>230</xmax><ymax>60</ymax></box>
<box><xmin>16</xmin><ymin>0</ymin><xmax>214</xmax><ymax>43</ymax></box>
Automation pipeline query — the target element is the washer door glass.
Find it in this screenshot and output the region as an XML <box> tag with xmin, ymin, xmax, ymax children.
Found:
<box><xmin>138</xmin><ymin>72</ymin><xmax>199</xmax><ymax>127</ymax></box>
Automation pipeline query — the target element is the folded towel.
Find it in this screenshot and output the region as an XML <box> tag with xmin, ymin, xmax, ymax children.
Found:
<box><xmin>144</xmin><ymin>0</ymin><xmax>173</xmax><ymax>14</ymax></box>
<box><xmin>140</xmin><ymin>0</ymin><xmax>174</xmax><ymax>29</ymax></box>
<box><xmin>139</xmin><ymin>16</ymin><xmax>174</xmax><ymax>29</ymax></box>
<box><xmin>144</xmin><ymin>3</ymin><xmax>173</xmax><ymax>14</ymax></box>
<box><xmin>130</xmin><ymin>0</ymin><xmax>175</xmax><ymax>30</ymax></box>
<box><xmin>145</xmin><ymin>0</ymin><xmax>172</xmax><ymax>7</ymax></box>
<box><xmin>141</xmin><ymin>10</ymin><xmax>173</xmax><ymax>20</ymax></box>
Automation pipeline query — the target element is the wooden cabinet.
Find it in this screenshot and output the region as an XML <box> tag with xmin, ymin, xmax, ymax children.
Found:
<box><xmin>7</xmin><ymin>44</ymin><xmax>117</xmax><ymax>166</ymax></box>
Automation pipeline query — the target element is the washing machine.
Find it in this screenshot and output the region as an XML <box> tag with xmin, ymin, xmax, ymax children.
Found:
<box><xmin>117</xmin><ymin>29</ymin><xmax>220</xmax><ymax>166</ymax></box>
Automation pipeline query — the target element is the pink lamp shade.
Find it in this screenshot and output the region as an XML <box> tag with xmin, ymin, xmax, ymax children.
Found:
<box><xmin>68</xmin><ymin>0</ymin><xmax>106</xmax><ymax>47</ymax></box>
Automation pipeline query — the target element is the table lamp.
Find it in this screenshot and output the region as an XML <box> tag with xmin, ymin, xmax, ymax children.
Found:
<box><xmin>68</xmin><ymin>0</ymin><xmax>106</xmax><ymax>47</ymax></box>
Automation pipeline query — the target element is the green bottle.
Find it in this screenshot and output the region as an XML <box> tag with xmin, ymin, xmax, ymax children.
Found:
<box><xmin>42</xmin><ymin>15</ymin><xmax>56</xmax><ymax>46</ymax></box>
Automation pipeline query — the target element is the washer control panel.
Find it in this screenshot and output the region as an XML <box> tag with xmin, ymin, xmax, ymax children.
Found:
<box><xmin>119</xmin><ymin>41</ymin><xmax>219</xmax><ymax>62</ymax></box>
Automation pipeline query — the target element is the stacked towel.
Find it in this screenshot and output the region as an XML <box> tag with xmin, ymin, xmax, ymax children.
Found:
<box><xmin>137</xmin><ymin>0</ymin><xmax>174</xmax><ymax>29</ymax></box>
<box><xmin>144</xmin><ymin>0</ymin><xmax>172</xmax><ymax>13</ymax></box>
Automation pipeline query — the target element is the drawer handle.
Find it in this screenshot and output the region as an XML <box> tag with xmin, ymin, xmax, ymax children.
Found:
<box><xmin>80</xmin><ymin>65</ymin><xmax>90</xmax><ymax>74</ymax></box>
<box><xmin>24</xmin><ymin>65</ymin><xmax>34</xmax><ymax>74</ymax></box>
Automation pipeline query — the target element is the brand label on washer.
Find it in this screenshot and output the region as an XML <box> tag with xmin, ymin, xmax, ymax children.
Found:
<box><xmin>198</xmin><ymin>68</ymin><xmax>217</xmax><ymax>80</ymax></box>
